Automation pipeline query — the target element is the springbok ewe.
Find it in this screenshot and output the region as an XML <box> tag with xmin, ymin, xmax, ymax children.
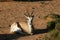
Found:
<box><xmin>10</xmin><ymin>11</ymin><xmax>34</xmax><ymax>35</ymax></box>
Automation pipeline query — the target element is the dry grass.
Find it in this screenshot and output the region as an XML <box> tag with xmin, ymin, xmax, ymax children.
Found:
<box><xmin>43</xmin><ymin>14</ymin><xmax>60</xmax><ymax>40</ymax></box>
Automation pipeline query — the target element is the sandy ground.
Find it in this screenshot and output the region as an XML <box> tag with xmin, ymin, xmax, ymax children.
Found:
<box><xmin>0</xmin><ymin>0</ymin><xmax>60</xmax><ymax>40</ymax></box>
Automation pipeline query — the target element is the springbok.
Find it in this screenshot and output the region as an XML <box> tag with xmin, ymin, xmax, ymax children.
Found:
<box><xmin>10</xmin><ymin>10</ymin><xmax>34</xmax><ymax>35</ymax></box>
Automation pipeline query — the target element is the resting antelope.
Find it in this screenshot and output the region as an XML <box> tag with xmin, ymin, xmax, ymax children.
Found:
<box><xmin>10</xmin><ymin>11</ymin><xmax>34</xmax><ymax>35</ymax></box>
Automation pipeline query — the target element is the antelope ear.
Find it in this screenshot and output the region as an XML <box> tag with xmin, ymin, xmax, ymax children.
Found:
<box><xmin>24</xmin><ymin>15</ymin><xmax>27</xmax><ymax>18</ymax></box>
<box><xmin>24</xmin><ymin>15</ymin><xmax>30</xmax><ymax>19</ymax></box>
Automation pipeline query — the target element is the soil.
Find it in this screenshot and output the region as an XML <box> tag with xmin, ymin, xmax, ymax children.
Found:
<box><xmin>0</xmin><ymin>0</ymin><xmax>60</xmax><ymax>40</ymax></box>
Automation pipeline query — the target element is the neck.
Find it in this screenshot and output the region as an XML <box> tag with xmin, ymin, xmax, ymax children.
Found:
<box><xmin>28</xmin><ymin>19</ymin><xmax>32</xmax><ymax>25</ymax></box>
<box><xmin>27</xmin><ymin>19</ymin><xmax>32</xmax><ymax>33</ymax></box>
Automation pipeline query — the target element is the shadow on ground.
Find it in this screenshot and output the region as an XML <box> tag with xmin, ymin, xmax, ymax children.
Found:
<box><xmin>0</xmin><ymin>33</ymin><xmax>25</xmax><ymax>40</ymax></box>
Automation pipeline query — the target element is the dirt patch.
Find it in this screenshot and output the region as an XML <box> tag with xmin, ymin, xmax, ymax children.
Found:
<box><xmin>0</xmin><ymin>0</ymin><xmax>60</xmax><ymax>40</ymax></box>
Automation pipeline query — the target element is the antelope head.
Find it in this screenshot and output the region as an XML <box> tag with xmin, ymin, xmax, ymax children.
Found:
<box><xmin>24</xmin><ymin>10</ymin><xmax>34</xmax><ymax>35</ymax></box>
<box><xmin>24</xmin><ymin>10</ymin><xmax>34</xmax><ymax>23</ymax></box>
